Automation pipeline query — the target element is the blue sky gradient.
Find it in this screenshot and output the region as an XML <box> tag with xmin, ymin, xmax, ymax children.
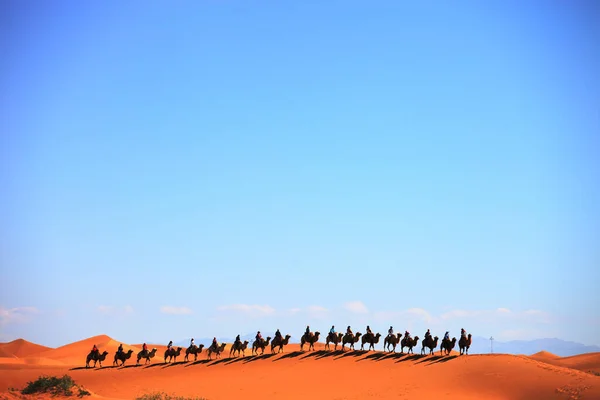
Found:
<box><xmin>1</xmin><ymin>0</ymin><xmax>599</xmax><ymax>347</ymax></box>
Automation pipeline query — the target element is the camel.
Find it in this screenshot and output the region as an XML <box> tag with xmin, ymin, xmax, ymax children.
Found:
<box><xmin>420</xmin><ymin>336</ymin><xmax>439</xmax><ymax>355</ymax></box>
<box><xmin>440</xmin><ymin>337</ymin><xmax>457</xmax><ymax>356</ymax></box>
<box><xmin>229</xmin><ymin>341</ymin><xmax>249</xmax><ymax>357</ymax></box>
<box><xmin>113</xmin><ymin>349</ymin><xmax>133</xmax><ymax>366</ymax></box>
<box><xmin>325</xmin><ymin>333</ymin><xmax>343</xmax><ymax>351</ymax></box>
<box><xmin>164</xmin><ymin>347</ymin><xmax>182</xmax><ymax>363</ymax></box>
<box><xmin>85</xmin><ymin>350</ymin><xmax>108</xmax><ymax>368</ymax></box>
<box><xmin>252</xmin><ymin>337</ymin><xmax>271</xmax><ymax>355</ymax></box>
<box><xmin>184</xmin><ymin>344</ymin><xmax>205</xmax><ymax>362</ymax></box>
<box><xmin>383</xmin><ymin>333</ymin><xmax>402</xmax><ymax>353</ymax></box>
<box><xmin>271</xmin><ymin>334</ymin><xmax>291</xmax><ymax>354</ymax></box>
<box><xmin>207</xmin><ymin>343</ymin><xmax>227</xmax><ymax>360</ymax></box>
<box><xmin>360</xmin><ymin>332</ymin><xmax>382</xmax><ymax>351</ymax></box>
<box><xmin>137</xmin><ymin>348</ymin><xmax>158</xmax><ymax>365</ymax></box>
<box><xmin>341</xmin><ymin>332</ymin><xmax>362</xmax><ymax>351</ymax></box>
<box><xmin>300</xmin><ymin>332</ymin><xmax>321</xmax><ymax>352</ymax></box>
<box><xmin>400</xmin><ymin>336</ymin><xmax>419</xmax><ymax>354</ymax></box>
<box><xmin>459</xmin><ymin>334</ymin><xmax>472</xmax><ymax>355</ymax></box>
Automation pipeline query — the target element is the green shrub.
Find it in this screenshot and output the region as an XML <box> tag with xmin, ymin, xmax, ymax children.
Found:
<box><xmin>21</xmin><ymin>375</ymin><xmax>90</xmax><ymax>397</ymax></box>
<box><xmin>136</xmin><ymin>392</ymin><xmax>207</xmax><ymax>400</ymax></box>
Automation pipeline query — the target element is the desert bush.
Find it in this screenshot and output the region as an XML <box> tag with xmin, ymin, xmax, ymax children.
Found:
<box><xmin>21</xmin><ymin>374</ymin><xmax>90</xmax><ymax>397</ymax></box>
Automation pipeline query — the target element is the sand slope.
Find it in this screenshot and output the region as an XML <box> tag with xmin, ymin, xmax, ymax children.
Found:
<box><xmin>0</xmin><ymin>341</ymin><xmax>599</xmax><ymax>400</ymax></box>
<box><xmin>530</xmin><ymin>351</ymin><xmax>600</xmax><ymax>374</ymax></box>
<box><xmin>0</xmin><ymin>339</ymin><xmax>52</xmax><ymax>358</ymax></box>
<box><xmin>35</xmin><ymin>335</ymin><xmax>142</xmax><ymax>365</ymax></box>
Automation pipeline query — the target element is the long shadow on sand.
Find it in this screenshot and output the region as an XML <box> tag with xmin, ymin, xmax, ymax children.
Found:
<box><xmin>224</xmin><ymin>356</ymin><xmax>249</xmax><ymax>365</ymax></box>
<box><xmin>144</xmin><ymin>362</ymin><xmax>168</xmax><ymax>369</ymax></box>
<box><xmin>425</xmin><ymin>355</ymin><xmax>458</xmax><ymax>365</ymax></box>
<box><xmin>185</xmin><ymin>359</ymin><xmax>212</xmax><ymax>367</ymax></box>
<box><xmin>357</xmin><ymin>352</ymin><xmax>387</xmax><ymax>362</ymax></box>
<box><xmin>333</xmin><ymin>350</ymin><xmax>364</xmax><ymax>360</ymax></box>
<box><xmin>300</xmin><ymin>350</ymin><xmax>329</xmax><ymax>360</ymax></box>
<box><xmin>163</xmin><ymin>361</ymin><xmax>188</xmax><ymax>368</ymax></box>
<box><xmin>394</xmin><ymin>354</ymin><xmax>423</xmax><ymax>363</ymax></box>
<box><xmin>243</xmin><ymin>353</ymin><xmax>275</xmax><ymax>363</ymax></box>
<box><xmin>69</xmin><ymin>367</ymin><xmax>88</xmax><ymax>371</ymax></box>
<box><xmin>207</xmin><ymin>357</ymin><xmax>235</xmax><ymax>366</ymax></box>
<box><xmin>315</xmin><ymin>350</ymin><xmax>343</xmax><ymax>360</ymax></box>
<box><xmin>416</xmin><ymin>355</ymin><xmax>441</xmax><ymax>364</ymax></box>
<box><xmin>274</xmin><ymin>351</ymin><xmax>304</xmax><ymax>361</ymax></box>
<box><xmin>120</xmin><ymin>364</ymin><xmax>143</xmax><ymax>369</ymax></box>
<box><xmin>95</xmin><ymin>366</ymin><xmax>118</xmax><ymax>370</ymax></box>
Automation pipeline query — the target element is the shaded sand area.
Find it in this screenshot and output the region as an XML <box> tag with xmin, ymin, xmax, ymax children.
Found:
<box><xmin>1</xmin><ymin>336</ymin><xmax>599</xmax><ymax>399</ymax></box>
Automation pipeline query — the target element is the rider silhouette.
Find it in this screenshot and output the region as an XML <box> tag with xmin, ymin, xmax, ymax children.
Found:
<box><xmin>388</xmin><ymin>326</ymin><xmax>394</xmax><ymax>337</ymax></box>
<box><xmin>346</xmin><ymin>326</ymin><xmax>353</xmax><ymax>335</ymax></box>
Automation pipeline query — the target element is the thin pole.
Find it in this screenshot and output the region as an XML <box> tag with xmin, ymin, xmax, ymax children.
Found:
<box><xmin>490</xmin><ymin>336</ymin><xmax>494</xmax><ymax>354</ymax></box>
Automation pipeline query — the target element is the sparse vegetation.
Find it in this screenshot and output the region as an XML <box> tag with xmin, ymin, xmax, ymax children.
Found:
<box><xmin>136</xmin><ymin>392</ymin><xmax>207</xmax><ymax>400</ymax></box>
<box><xmin>21</xmin><ymin>375</ymin><xmax>90</xmax><ymax>397</ymax></box>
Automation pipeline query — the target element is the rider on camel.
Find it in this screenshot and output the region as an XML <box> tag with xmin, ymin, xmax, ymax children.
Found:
<box><xmin>366</xmin><ymin>325</ymin><xmax>373</xmax><ymax>336</ymax></box>
<box><xmin>190</xmin><ymin>338</ymin><xmax>195</xmax><ymax>348</ymax></box>
<box><xmin>256</xmin><ymin>331</ymin><xmax>263</xmax><ymax>344</ymax></box>
<box><xmin>424</xmin><ymin>329</ymin><xmax>432</xmax><ymax>340</ymax></box>
<box><xmin>405</xmin><ymin>331</ymin><xmax>411</xmax><ymax>341</ymax></box>
<box><xmin>235</xmin><ymin>334</ymin><xmax>241</xmax><ymax>345</ymax></box>
<box><xmin>461</xmin><ymin>328</ymin><xmax>467</xmax><ymax>338</ymax></box>
<box><xmin>346</xmin><ymin>325</ymin><xmax>353</xmax><ymax>335</ymax></box>
<box><xmin>275</xmin><ymin>329</ymin><xmax>282</xmax><ymax>340</ymax></box>
<box><xmin>142</xmin><ymin>343</ymin><xmax>148</xmax><ymax>356</ymax></box>
<box><xmin>444</xmin><ymin>331</ymin><xmax>450</xmax><ymax>342</ymax></box>
<box><xmin>330</xmin><ymin>325</ymin><xmax>336</xmax><ymax>337</ymax></box>
<box><xmin>167</xmin><ymin>341</ymin><xmax>173</xmax><ymax>351</ymax></box>
<box><xmin>117</xmin><ymin>343</ymin><xmax>123</xmax><ymax>356</ymax></box>
<box><xmin>305</xmin><ymin>325</ymin><xmax>311</xmax><ymax>338</ymax></box>
<box><xmin>91</xmin><ymin>344</ymin><xmax>99</xmax><ymax>357</ymax></box>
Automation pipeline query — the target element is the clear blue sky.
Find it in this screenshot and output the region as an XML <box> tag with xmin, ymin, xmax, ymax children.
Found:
<box><xmin>1</xmin><ymin>0</ymin><xmax>598</xmax><ymax>348</ymax></box>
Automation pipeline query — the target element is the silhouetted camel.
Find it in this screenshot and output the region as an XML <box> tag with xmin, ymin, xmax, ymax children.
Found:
<box><xmin>164</xmin><ymin>347</ymin><xmax>182</xmax><ymax>363</ymax></box>
<box><xmin>420</xmin><ymin>336</ymin><xmax>439</xmax><ymax>355</ymax></box>
<box><xmin>300</xmin><ymin>332</ymin><xmax>320</xmax><ymax>352</ymax></box>
<box><xmin>271</xmin><ymin>334</ymin><xmax>291</xmax><ymax>354</ymax></box>
<box><xmin>230</xmin><ymin>341</ymin><xmax>249</xmax><ymax>357</ymax></box>
<box><xmin>384</xmin><ymin>333</ymin><xmax>402</xmax><ymax>353</ymax></box>
<box><xmin>459</xmin><ymin>334</ymin><xmax>472</xmax><ymax>355</ymax></box>
<box><xmin>207</xmin><ymin>343</ymin><xmax>227</xmax><ymax>360</ymax></box>
<box><xmin>113</xmin><ymin>349</ymin><xmax>134</xmax><ymax>366</ymax></box>
<box><xmin>184</xmin><ymin>344</ymin><xmax>205</xmax><ymax>362</ymax></box>
<box><xmin>441</xmin><ymin>337</ymin><xmax>457</xmax><ymax>356</ymax></box>
<box><xmin>341</xmin><ymin>332</ymin><xmax>362</xmax><ymax>351</ymax></box>
<box><xmin>325</xmin><ymin>333</ymin><xmax>343</xmax><ymax>351</ymax></box>
<box><xmin>86</xmin><ymin>350</ymin><xmax>108</xmax><ymax>368</ymax></box>
<box><xmin>401</xmin><ymin>336</ymin><xmax>419</xmax><ymax>354</ymax></box>
<box><xmin>361</xmin><ymin>332</ymin><xmax>382</xmax><ymax>351</ymax></box>
<box><xmin>137</xmin><ymin>348</ymin><xmax>158</xmax><ymax>365</ymax></box>
<box><xmin>252</xmin><ymin>337</ymin><xmax>272</xmax><ymax>355</ymax></box>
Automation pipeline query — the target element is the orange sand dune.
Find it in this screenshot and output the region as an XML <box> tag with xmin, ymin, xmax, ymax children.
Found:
<box><xmin>0</xmin><ymin>339</ymin><xmax>52</xmax><ymax>358</ymax></box>
<box><xmin>529</xmin><ymin>351</ymin><xmax>600</xmax><ymax>374</ymax></box>
<box><xmin>36</xmin><ymin>335</ymin><xmax>141</xmax><ymax>365</ymax></box>
<box><xmin>1</xmin><ymin>339</ymin><xmax>599</xmax><ymax>400</ymax></box>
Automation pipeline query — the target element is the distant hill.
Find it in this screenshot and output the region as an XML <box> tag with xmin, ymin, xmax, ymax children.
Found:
<box><xmin>468</xmin><ymin>337</ymin><xmax>600</xmax><ymax>357</ymax></box>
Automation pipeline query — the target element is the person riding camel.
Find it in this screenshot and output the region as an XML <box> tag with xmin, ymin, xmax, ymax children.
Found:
<box><xmin>190</xmin><ymin>338</ymin><xmax>195</xmax><ymax>348</ymax></box>
<box><xmin>388</xmin><ymin>326</ymin><xmax>394</xmax><ymax>337</ymax></box>
<box><xmin>366</xmin><ymin>325</ymin><xmax>373</xmax><ymax>336</ymax></box>
<box><xmin>305</xmin><ymin>325</ymin><xmax>311</xmax><ymax>338</ymax></box>
<box><xmin>92</xmin><ymin>344</ymin><xmax>99</xmax><ymax>357</ymax></box>
<box><xmin>167</xmin><ymin>340</ymin><xmax>173</xmax><ymax>352</ymax></box>
<box><xmin>329</xmin><ymin>325</ymin><xmax>336</xmax><ymax>339</ymax></box>
<box><xmin>461</xmin><ymin>328</ymin><xmax>466</xmax><ymax>338</ymax></box>
<box><xmin>235</xmin><ymin>334</ymin><xmax>241</xmax><ymax>345</ymax></box>
<box><xmin>142</xmin><ymin>342</ymin><xmax>148</xmax><ymax>356</ymax></box>
<box><xmin>405</xmin><ymin>331</ymin><xmax>411</xmax><ymax>341</ymax></box>
<box><xmin>256</xmin><ymin>331</ymin><xmax>263</xmax><ymax>345</ymax></box>
<box><xmin>117</xmin><ymin>343</ymin><xmax>123</xmax><ymax>356</ymax></box>
<box><xmin>443</xmin><ymin>331</ymin><xmax>450</xmax><ymax>342</ymax></box>
<box><xmin>346</xmin><ymin>326</ymin><xmax>353</xmax><ymax>335</ymax></box>
<box><xmin>212</xmin><ymin>337</ymin><xmax>218</xmax><ymax>350</ymax></box>
<box><xmin>275</xmin><ymin>329</ymin><xmax>282</xmax><ymax>341</ymax></box>
<box><xmin>424</xmin><ymin>329</ymin><xmax>432</xmax><ymax>340</ymax></box>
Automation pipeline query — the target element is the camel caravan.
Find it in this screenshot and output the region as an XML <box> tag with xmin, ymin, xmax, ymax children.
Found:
<box><xmin>84</xmin><ymin>326</ymin><xmax>472</xmax><ymax>368</ymax></box>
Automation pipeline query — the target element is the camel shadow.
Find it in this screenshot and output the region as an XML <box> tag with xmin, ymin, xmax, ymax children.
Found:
<box><xmin>275</xmin><ymin>351</ymin><xmax>304</xmax><ymax>361</ymax></box>
<box><xmin>417</xmin><ymin>355</ymin><xmax>441</xmax><ymax>364</ymax></box>
<box><xmin>208</xmin><ymin>357</ymin><xmax>234</xmax><ymax>366</ymax></box>
<box><xmin>334</xmin><ymin>350</ymin><xmax>363</xmax><ymax>360</ymax></box>
<box><xmin>244</xmin><ymin>353</ymin><xmax>275</xmax><ymax>363</ymax></box>
<box><xmin>69</xmin><ymin>367</ymin><xmax>88</xmax><ymax>371</ymax></box>
<box><xmin>185</xmin><ymin>359</ymin><xmax>212</xmax><ymax>367</ymax></box>
<box><xmin>120</xmin><ymin>364</ymin><xmax>142</xmax><ymax>369</ymax></box>
<box><xmin>316</xmin><ymin>350</ymin><xmax>343</xmax><ymax>359</ymax></box>
<box><xmin>426</xmin><ymin>355</ymin><xmax>458</xmax><ymax>365</ymax></box>
<box><xmin>377</xmin><ymin>353</ymin><xmax>405</xmax><ymax>361</ymax></box>
<box><xmin>144</xmin><ymin>362</ymin><xmax>167</xmax><ymax>369</ymax></box>
<box><xmin>225</xmin><ymin>356</ymin><xmax>249</xmax><ymax>365</ymax></box>
<box><xmin>163</xmin><ymin>361</ymin><xmax>187</xmax><ymax>368</ymax></box>
<box><xmin>300</xmin><ymin>350</ymin><xmax>328</xmax><ymax>360</ymax></box>
<box><xmin>393</xmin><ymin>354</ymin><xmax>419</xmax><ymax>363</ymax></box>
<box><xmin>95</xmin><ymin>366</ymin><xmax>118</xmax><ymax>370</ymax></box>
<box><xmin>358</xmin><ymin>352</ymin><xmax>387</xmax><ymax>362</ymax></box>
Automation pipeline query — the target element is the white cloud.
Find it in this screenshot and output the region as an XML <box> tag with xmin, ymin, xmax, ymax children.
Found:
<box><xmin>373</xmin><ymin>308</ymin><xmax>434</xmax><ymax>324</ymax></box>
<box><xmin>160</xmin><ymin>306</ymin><xmax>193</xmax><ymax>315</ymax></box>
<box><xmin>307</xmin><ymin>305</ymin><xmax>329</xmax><ymax>319</ymax></box>
<box><xmin>344</xmin><ymin>301</ymin><xmax>369</xmax><ymax>314</ymax></box>
<box><xmin>216</xmin><ymin>304</ymin><xmax>274</xmax><ymax>316</ymax></box>
<box><xmin>404</xmin><ymin>308</ymin><xmax>433</xmax><ymax>323</ymax></box>
<box><xmin>0</xmin><ymin>306</ymin><xmax>39</xmax><ymax>326</ymax></box>
<box><xmin>287</xmin><ymin>308</ymin><xmax>302</xmax><ymax>315</ymax></box>
<box><xmin>97</xmin><ymin>305</ymin><xmax>134</xmax><ymax>316</ymax></box>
